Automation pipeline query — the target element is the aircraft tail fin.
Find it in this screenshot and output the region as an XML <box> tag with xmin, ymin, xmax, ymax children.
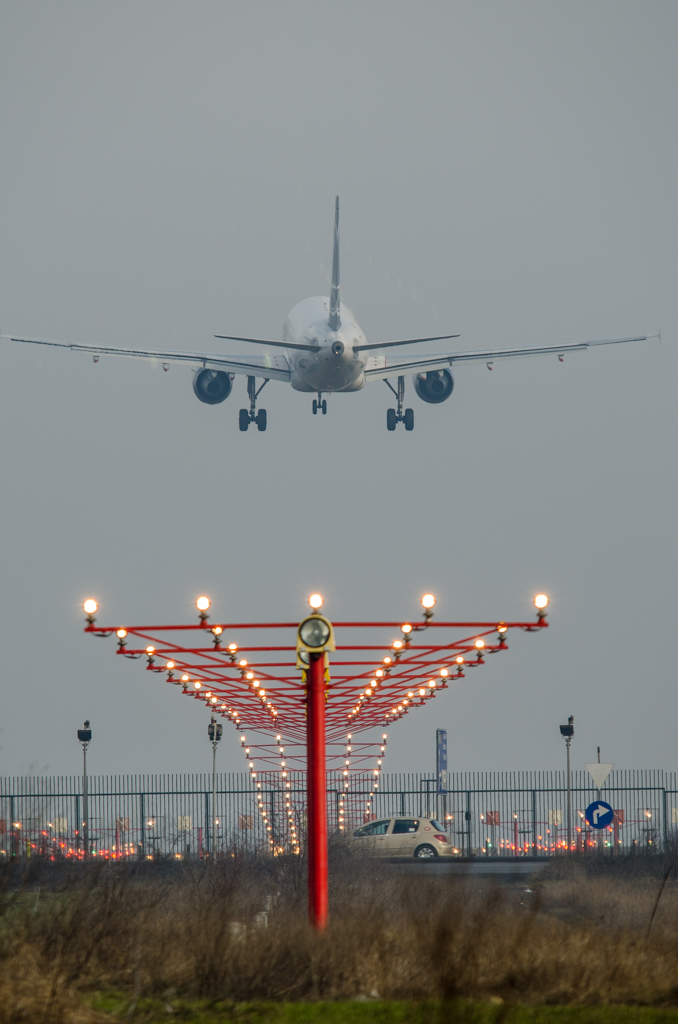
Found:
<box><xmin>328</xmin><ymin>196</ymin><xmax>341</xmax><ymax>331</ymax></box>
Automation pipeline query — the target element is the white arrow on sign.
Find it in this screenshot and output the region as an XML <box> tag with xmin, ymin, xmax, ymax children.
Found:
<box><xmin>592</xmin><ymin>803</ymin><xmax>610</xmax><ymax>825</ymax></box>
<box><xmin>585</xmin><ymin>763</ymin><xmax>614</xmax><ymax>790</ymax></box>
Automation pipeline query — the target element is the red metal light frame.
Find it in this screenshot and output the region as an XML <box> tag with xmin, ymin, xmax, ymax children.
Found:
<box><xmin>86</xmin><ymin>611</ymin><xmax>547</xmax><ymax>750</ymax></box>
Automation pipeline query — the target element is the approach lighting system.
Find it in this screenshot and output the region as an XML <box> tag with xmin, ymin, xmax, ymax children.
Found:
<box><xmin>82</xmin><ymin>593</ymin><xmax>550</xmax><ymax>929</ymax></box>
<box><xmin>309</xmin><ymin>593</ymin><xmax>323</xmax><ymax>610</ymax></box>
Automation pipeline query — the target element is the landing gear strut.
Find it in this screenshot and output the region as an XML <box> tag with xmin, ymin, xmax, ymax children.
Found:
<box><xmin>239</xmin><ymin>376</ymin><xmax>268</xmax><ymax>432</ymax></box>
<box><xmin>312</xmin><ymin>395</ymin><xmax>327</xmax><ymax>416</ymax></box>
<box><xmin>385</xmin><ymin>376</ymin><xmax>413</xmax><ymax>431</ymax></box>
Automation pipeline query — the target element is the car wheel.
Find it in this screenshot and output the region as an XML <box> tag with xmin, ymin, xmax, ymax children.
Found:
<box><xmin>386</xmin><ymin>408</ymin><xmax>397</xmax><ymax>431</ymax></box>
<box><xmin>414</xmin><ymin>844</ymin><xmax>438</xmax><ymax>859</ymax></box>
<box><xmin>239</xmin><ymin>409</ymin><xmax>249</xmax><ymax>432</ymax></box>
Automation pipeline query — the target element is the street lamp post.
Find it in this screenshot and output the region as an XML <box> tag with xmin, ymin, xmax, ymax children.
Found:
<box><xmin>208</xmin><ymin>715</ymin><xmax>223</xmax><ymax>857</ymax></box>
<box><xmin>559</xmin><ymin>716</ymin><xmax>574</xmax><ymax>852</ymax></box>
<box><xmin>77</xmin><ymin>720</ymin><xmax>92</xmax><ymax>857</ymax></box>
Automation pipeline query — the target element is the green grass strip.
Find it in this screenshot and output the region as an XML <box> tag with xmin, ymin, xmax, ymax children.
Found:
<box><xmin>90</xmin><ymin>994</ymin><xmax>678</xmax><ymax>1023</ymax></box>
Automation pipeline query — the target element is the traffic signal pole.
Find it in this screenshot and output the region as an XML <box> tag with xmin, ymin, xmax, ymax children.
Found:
<box><xmin>307</xmin><ymin>651</ymin><xmax>328</xmax><ymax>930</ymax></box>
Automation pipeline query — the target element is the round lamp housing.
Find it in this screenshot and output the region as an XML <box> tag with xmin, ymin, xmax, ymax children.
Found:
<box><xmin>298</xmin><ymin>615</ymin><xmax>331</xmax><ymax>649</ymax></box>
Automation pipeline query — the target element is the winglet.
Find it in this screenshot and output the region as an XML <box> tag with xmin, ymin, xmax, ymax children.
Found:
<box><xmin>328</xmin><ymin>196</ymin><xmax>341</xmax><ymax>331</ymax></box>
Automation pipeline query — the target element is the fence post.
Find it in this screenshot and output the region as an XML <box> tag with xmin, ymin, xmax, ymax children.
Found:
<box><xmin>140</xmin><ymin>791</ymin><xmax>146</xmax><ymax>861</ymax></box>
<box><xmin>466</xmin><ymin>791</ymin><xmax>472</xmax><ymax>856</ymax></box>
<box><xmin>531</xmin><ymin>790</ymin><xmax>537</xmax><ymax>854</ymax></box>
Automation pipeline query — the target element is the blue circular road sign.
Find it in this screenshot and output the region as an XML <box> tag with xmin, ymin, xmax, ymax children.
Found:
<box><xmin>585</xmin><ymin>800</ymin><xmax>614</xmax><ymax>829</ymax></box>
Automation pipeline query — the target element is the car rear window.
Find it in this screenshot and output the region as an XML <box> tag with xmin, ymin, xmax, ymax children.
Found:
<box><xmin>429</xmin><ymin>820</ymin><xmax>447</xmax><ymax>832</ymax></box>
<box><xmin>353</xmin><ymin>819</ymin><xmax>390</xmax><ymax>837</ymax></box>
<box><xmin>392</xmin><ymin>818</ymin><xmax>419</xmax><ymax>834</ymax></box>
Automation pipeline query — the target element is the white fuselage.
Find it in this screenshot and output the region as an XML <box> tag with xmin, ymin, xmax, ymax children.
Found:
<box><xmin>284</xmin><ymin>297</ymin><xmax>367</xmax><ymax>393</ymax></box>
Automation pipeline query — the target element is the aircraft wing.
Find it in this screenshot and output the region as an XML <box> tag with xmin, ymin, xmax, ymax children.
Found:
<box><xmin>363</xmin><ymin>334</ymin><xmax>651</xmax><ymax>380</ymax></box>
<box><xmin>2</xmin><ymin>335</ymin><xmax>291</xmax><ymax>382</ymax></box>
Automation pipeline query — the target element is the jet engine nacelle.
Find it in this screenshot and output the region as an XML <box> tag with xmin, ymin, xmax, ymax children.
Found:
<box><xmin>193</xmin><ymin>368</ymin><xmax>233</xmax><ymax>405</ymax></box>
<box><xmin>413</xmin><ymin>369</ymin><xmax>454</xmax><ymax>404</ymax></box>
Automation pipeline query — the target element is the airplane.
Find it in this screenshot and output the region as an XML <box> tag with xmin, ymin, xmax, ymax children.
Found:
<box><xmin>2</xmin><ymin>197</ymin><xmax>654</xmax><ymax>432</ymax></box>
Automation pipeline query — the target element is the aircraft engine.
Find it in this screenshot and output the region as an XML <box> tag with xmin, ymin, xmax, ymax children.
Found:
<box><xmin>193</xmin><ymin>368</ymin><xmax>233</xmax><ymax>405</ymax></box>
<box><xmin>413</xmin><ymin>369</ymin><xmax>454</xmax><ymax>404</ymax></box>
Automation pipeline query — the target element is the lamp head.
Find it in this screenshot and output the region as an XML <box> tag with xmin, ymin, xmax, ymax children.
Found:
<box><xmin>83</xmin><ymin>599</ymin><xmax>98</xmax><ymax>624</ymax></box>
<box><xmin>559</xmin><ymin>716</ymin><xmax>574</xmax><ymax>738</ymax></box>
<box><xmin>297</xmin><ymin>611</ymin><xmax>335</xmax><ymax>659</ymax></box>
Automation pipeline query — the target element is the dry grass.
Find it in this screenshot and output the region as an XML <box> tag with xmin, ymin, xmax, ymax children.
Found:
<box><xmin>0</xmin><ymin>850</ymin><xmax>678</xmax><ymax>1022</ymax></box>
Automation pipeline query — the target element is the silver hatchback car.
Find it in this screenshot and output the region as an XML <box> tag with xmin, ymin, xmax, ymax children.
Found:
<box><xmin>350</xmin><ymin>816</ymin><xmax>453</xmax><ymax>858</ymax></box>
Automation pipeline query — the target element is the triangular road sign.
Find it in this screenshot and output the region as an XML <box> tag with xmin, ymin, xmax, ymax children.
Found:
<box><xmin>585</xmin><ymin>763</ymin><xmax>614</xmax><ymax>790</ymax></box>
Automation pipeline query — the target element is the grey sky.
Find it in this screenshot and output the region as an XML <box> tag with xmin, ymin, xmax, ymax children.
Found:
<box><xmin>0</xmin><ymin>1</ymin><xmax>675</xmax><ymax>779</ymax></box>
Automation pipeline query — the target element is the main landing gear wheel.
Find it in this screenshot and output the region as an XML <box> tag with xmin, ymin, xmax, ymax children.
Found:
<box><xmin>240</xmin><ymin>375</ymin><xmax>269</xmax><ymax>432</ymax></box>
<box><xmin>312</xmin><ymin>400</ymin><xmax>318</xmax><ymax>415</ymax></box>
<box><xmin>321</xmin><ymin>399</ymin><xmax>327</xmax><ymax>415</ymax></box>
<box><xmin>385</xmin><ymin>376</ymin><xmax>413</xmax><ymax>431</ymax></box>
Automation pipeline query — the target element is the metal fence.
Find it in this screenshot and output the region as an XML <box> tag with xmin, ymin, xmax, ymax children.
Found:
<box><xmin>1</xmin><ymin>769</ymin><xmax>675</xmax><ymax>858</ymax></box>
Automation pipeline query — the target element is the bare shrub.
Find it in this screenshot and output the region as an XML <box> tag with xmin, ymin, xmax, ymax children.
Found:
<box><xmin>0</xmin><ymin>853</ymin><xmax>677</xmax><ymax>1021</ymax></box>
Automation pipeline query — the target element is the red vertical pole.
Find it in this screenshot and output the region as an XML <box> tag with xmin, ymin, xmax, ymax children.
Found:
<box><xmin>307</xmin><ymin>651</ymin><xmax>328</xmax><ymax>930</ymax></box>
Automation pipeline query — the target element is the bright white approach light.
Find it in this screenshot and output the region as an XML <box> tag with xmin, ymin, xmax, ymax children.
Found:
<box><xmin>196</xmin><ymin>596</ymin><xmax>210</xmax><ymax>611</ymax></box>
<box><xmin>83</xmin><ymin>599</ymin><xmax>97</xmax><ymax>615</ymax></box>
<box><xmin>309</xmin><ymin>593</ymin><xmax>323</xmax><ymax>610</ymax></box>
<box><xmin>421</xmin><ymin>594</ymin><xmax>435</xmax><ymax>609</ymax></box>
<box><xmin>535</xmin><ymin>594</ymin><xmax>549</xmax><ymax>609</ymax></box>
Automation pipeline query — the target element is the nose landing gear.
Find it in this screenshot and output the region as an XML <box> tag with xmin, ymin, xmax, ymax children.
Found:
<box><xmin>385</xmin><ymin>376</ymin><xmax>413</xmax><ymax>431</ymax></box>
<box><xmin>239</xmin><ymin>376</ymin><xmax>269</xmax><ymax>431</ymax></box>
<box><xmin>312</xmin><ymin>396</ymin><xmax>327</xmax><ymax>415</ymax></box>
